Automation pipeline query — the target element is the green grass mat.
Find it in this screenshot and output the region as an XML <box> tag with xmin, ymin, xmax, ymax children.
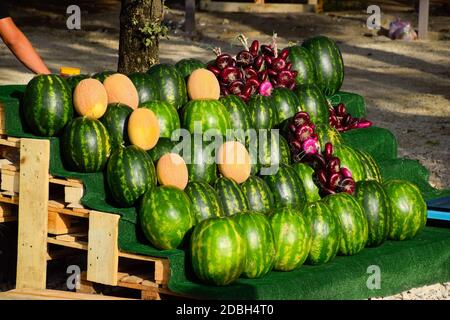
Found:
<box><xmin>1</xmin><ymin>85</ymin><xmax>449</xmax><ymax>299</ymax></box>
<box><xmin>329</xmin><ymin>91</ymin><xmax>366</xmax><ymax>118</ymax></box>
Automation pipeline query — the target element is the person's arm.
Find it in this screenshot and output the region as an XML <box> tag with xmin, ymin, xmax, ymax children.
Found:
<box><xmin>0</xmin><ymin>17</ymin><xmax>50</xmax><ymax>74</ymax></box>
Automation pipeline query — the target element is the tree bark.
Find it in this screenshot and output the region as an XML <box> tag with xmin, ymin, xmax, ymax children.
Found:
<box><xmin>118</xmin><ymin>0</ymin><xmax>164</xmax><ymax>74</ymax></box>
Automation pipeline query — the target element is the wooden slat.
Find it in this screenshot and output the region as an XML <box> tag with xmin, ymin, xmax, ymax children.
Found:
<box><xmin>0</xmin><ymin>138</ymin><xmax>20</xmax><ymax>148</ymax></box>
<box><xmin>0</xmin><ymin>201</ymin><xmax>14</xmax><ymax>217</ymax></box>
<box><xmin>48</xmin><ymin>206</ymin><xmax>90</xmax><ymax>218</ymax></box>
<box><xmin>47</xmin><ymin>237</ymin><xmax>88</xmax><ymax>250</ymax></box>
<box><xmin>118</xmin><ymin>251</ymin><xmax>168</xmax><ymax>263</ymax></box>
<box><xmin>64</xmin><ymin>186</ymin><xmax>84</xmax><ymax>204</ymax></box>
<box><xmin>199</xmin><ymin>1</ymin><xmax>315</xmax><ymax>13</ymax></box>
<box><xmin>87</xmin><ymin>211</ymin><xmax>120</xmax><ymax>286</ymax></box>
<box><xmin>55</xmin><ymin>232</ymin><xmax>88</xmax><ymax>242</ymax></box>
<box><xmin>0</xmin><ymin>194</ymin><xmax>18</xmax><ymax>204</ymax></box>
<box><xmin>16</xmin><ymin>139</ymin><xmax>50</xmax><ymax>290</ymax></box>
<box><xmin>0</xmin><ymin>216</ymin><xmax>17</xmax><ymax>222</ymax></box>
<box><xmin>0</xmin><ymin>288</ymin><xmax>134</xmax><ymax>300</ymax></box>
<box><xmin>1</xmin><ymin>170</ymin><xmax>19</xmax><ymax>193</ymax></box>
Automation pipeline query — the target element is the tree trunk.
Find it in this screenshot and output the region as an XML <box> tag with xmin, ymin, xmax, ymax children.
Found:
<box><xmin>118</xmin><ymin>0</ymin><xmax>164</xmax><ymax>74</ymax></box>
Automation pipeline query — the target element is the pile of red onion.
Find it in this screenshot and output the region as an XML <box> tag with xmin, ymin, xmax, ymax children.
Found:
<box><xmin>329</xmin><ymin>103</ymin><xmax>372</xmax><ymax>132</ymax></box>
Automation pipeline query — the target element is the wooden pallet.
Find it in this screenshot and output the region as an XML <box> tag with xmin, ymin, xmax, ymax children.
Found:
<box><xmin>199</xmin><ymin>0</ymin><xmax>320</xmax><ymax>13</ymax></box>
<box><xmin>0</xmin><ymin>288</ymin><xmax>135</xmax><ymax>300</ymax></box>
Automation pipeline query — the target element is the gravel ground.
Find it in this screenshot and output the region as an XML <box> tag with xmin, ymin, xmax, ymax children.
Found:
<box><xmin>371</xmin><ymin>282</ymin><xmax>450</xmax><ymax>300</ymax></box>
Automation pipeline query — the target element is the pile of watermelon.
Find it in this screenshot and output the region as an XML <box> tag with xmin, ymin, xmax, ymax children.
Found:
<box><xmin>21</xmin><ymin>35</ymin><xmax>428</xmax><ymax>287</ymax></box>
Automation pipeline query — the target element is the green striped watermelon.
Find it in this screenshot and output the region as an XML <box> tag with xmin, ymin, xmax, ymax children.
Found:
<box><xmin>147</xmin><ymin>64</ymin><xmax>187</xmax><ymax>109</ymax></box>
<box><xmin>100</xmin><ymin>103</ymin><xmax>133</xmax><ymax>150</ymax></box>
<box><xmin>263</xmin><ymin>164</ymin><xmax>306</xmax><ymax>209</ymax></box>
<box><xmin>271</xmin><ymin>87</ymin><xmax>300</xmax><ymax>126</ymax></box>
<box><xmin>302</xmin><ymin>36</ymin><xmax>344</xmax><ymax>96</ymax></box>
<box><xmin>106</xmin><ymin>145</ymin><xmax>156</xmax><ymax>207</ymax></box>
<box><xmin>286</xmin><ymin>45</ymin><xmax>317</xmax><ymax>86</ymax></box>
<box><xmin>140</xmin><ymin>101</ymin><xmax>180</xmax><ymax>139</ymax></box>
<box><xmin>140</xmin><ymin>186</ymin><xmax>194</xmax><ymax>250</ymax></box>
<box><xmin>65</xmin><ymin>74</ymin><xmax>89</xmax><ymax>91</ymax></box>
<box><xmin>279</xmin><ymin>135</ymin><xmax>291</xmax><ymax>165</ymax></box>
<box><xmin>355</xmin><ymin>150</ymin><xmax>382</xmax><ymax>182</ymax></box>
<box><xmin>270</xmin><ymin>207</ymin><xmax>311</xmax><ymax>271</ymax></box>
<box><xmin>181</xmin><ymin>100</ymin><xmax>231</xmax><ymax>137</ymax></box>
<box><xmin>219</xmin><ymin>95</ymin><xmax>252</xmax><ymax>144</ymax></box>
<box><xmin>148</xmin><ymin>138</ymin><xmax>178</xmax><ymax>162</ymax></box>
<box><xmin>128</xmin><ymin>72</ymin><xmax>159</xmax><ymax>104</ymax></box>
<box><xmin>62</xmin><ymin>117</ymin><xmax>110</xmax><ymax>173</ymax></box>
<box><xmin>175</xmin><ymin>58</ymin><xmax>205</xmax><ymax>79</ymax></box>
<box><xmin>182</xmin><ymin>135</ymin><xmax>217</xmax><ymax>184</ymax></box>
<box><xmin>190</xmin><ymin>217</ymin><xmax>246</xmax><ymax>286</ymax></box>
<box><xmin>23</xmin><ymin>74</ymin><xmax>73</xmax><ymax>136</ymax></box>
<box><xmin>323</xmin><ymin>193</ymin><xmax>368</xmax><ymax>255</ymax></box>
<box><xmin>251</xmin><ymin>130</ymin><xmax>288</xmax><ymax>175</ymax></box>
<box><xmin>214</xmin><ymin>177</ymin><xmax>249</xmax><ymax>216</ymax></box>
<box><xmin>240</xmin><ymin>176</ymin><xmax>274</xmax><ymax>215</ymax></box>
<box><xmin>333</xmin><ymin>144</ymin><xmax>366</xmax><ymax>182</ymax></box>
<box><xmin>91</xmin><ymin>71</ymin><xmax>115</xmax><ymax>83</ymax></box>
<box><xmin>247</xmin><ymin>95</ymin><xmax>278</xmax><ymax>130</ymax></box>
<box><xmin>315</xmin><ymin>123</ymin><xmax>342</xmax><ymax>150</ymax></box>
<box><xmin>233</xmin><ymin>212</ymin><xmax>275</xmax><ymax>278</ymax></box>
<box><xmin>292</xmin><ymin>163</ymin><xmax>321</xmax><ymax>203</ymax></box>
<box><xmin>185</xmin><ymin>181</ymin><xmax>223</xmax><ymax>224</ymax></box>
<box><xmin>304</xmin><ymin>201</ymin><xmax>341</xmax><ymax>265</ymax></box>
<box><xmin>383</xmin><ymin>180</ymin><xmax>427</xmax><ymax>241</ymax></box>
<box><xmin>293</xmin><ymin>84</ymin><xmax>329</xmax><ymax>125</ymax></box>
<box><xmin>355</xmin><ymin>180</ymin><xmax>390</xmax><ymax>247</ymax></box>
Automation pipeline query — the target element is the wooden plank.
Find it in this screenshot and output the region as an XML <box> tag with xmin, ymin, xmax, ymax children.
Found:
<box><xmin>185</xmin><ymin>0</ymin><xmax>196</xmax><ymax>34</ymax></box>
<box><xmin>55</xmin><ymin>232</ymin><xmax>88</xmax><ymax>242</ymax></box>
<box><xmin>47</xmin><ymin>210</ymin><xmax>72</xmax><ymax>234</ymax></box>
<box><xmin>16</xmin><ymin>139</ymin><xmax>50</xmax><ymax>290</ymax></box>
<box><xmin>154</xmin><ymin>259</ymin><xmax>171</xmax><ymax>285</ymax></box>
<box><xmin>47</xmin><ymin>237</ymin><xmax>88</xmax><ymax>250</ymax></box>
<box><xmin>64</xmin><ymin>186</ymin><xmax>84</xmax><ymax>204</ymax></box>
<box><xmin>87</xmin><ymin>211</ymin><xmax>120</xmax><ymax>286</ymax></box>
<box><xmin>118</xmin><ymin>251</ymin><xmax>168</xmax><ymax>263</ymax></box>
<box><xmin>1</xmin><ymin>170</ymin><xmax>19</xmax><ymax>193</ymax></box>
<box><xmin>48</xmin><ymin>206</ymin><xmax>90</xmax><ymax>218</ymax></box>
<box><xmin>199</xmin><ymin>1</ymin><xmax>315</xmax><ymax>13</ymax></box>
<box><xmin>418</xmin><ymin>0</ymin><xmax>429</xmax><ymax>39</ymax></box>
<box><xmin>0</xmin><ymin>202</ymin><xmax>14</xmax><ymax>217</ymax></box>
<box><xmin>1</xmin><ymin>288</ymin><xmax>134</xmax><ymax>300</ymax></box>
<box><xmin>49</xmin><ymin>177</ymin><xmax>83</xmax><ymax>188</ymax></box>
<box><xmin>0</xmin><ymin>216</ymin><xmax>17</xmax><ymax>222</ymax></box>
<box><xmin>0</xmin><ymin>194</ymin><xmax>18</xmax><ymax>204</ymax></box>
<box><xmin>0</xmin><ymin>138</ymin><xmax>19</xmax><ymax>148</ymax></box>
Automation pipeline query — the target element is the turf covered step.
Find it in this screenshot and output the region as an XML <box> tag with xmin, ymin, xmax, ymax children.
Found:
<box><xmin>329</xmin><ymin>91</ymin><xmax>366</xmax><ymax>118</ymax></box>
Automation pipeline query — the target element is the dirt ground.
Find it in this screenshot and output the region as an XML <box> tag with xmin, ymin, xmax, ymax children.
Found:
<box><xmin>0</xmin><ymin>0</ymin><xmax>449</xmax><ymax>189</ymax></box>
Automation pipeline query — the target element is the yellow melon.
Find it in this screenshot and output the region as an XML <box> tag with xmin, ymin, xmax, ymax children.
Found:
<box><xmin>128</xmin><ymin>108</ymin><xmax>160</xmax><ymax>151</ymax></box>
<box><xmin>73</xmin><ymin>78</ymin><xmax>108</xmax><ymax>119</ymax></box>
<box><xmin>103</xmin><ymin>73</ymin><xmax>139</xmax><ymax>109</ymax></box>
<box><xmin>217</xmin><ymin>141</ymin><xmax>251</xmax><ymax>184</ymax></box>
<box><xmin>187</xmin><ymin>68</ymin><xmax>220</xmax><ymax>100</ymax></box>
<box><xmin>156</xmin><ymin>153</ymin><xmax>188</xmax><ymax>190</ymax></box>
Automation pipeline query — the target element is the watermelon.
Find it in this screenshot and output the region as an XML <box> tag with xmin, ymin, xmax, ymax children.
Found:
<box><xmin>293</xmin><ymin>84</ymin><xmax>329</xmax><ymax>125</ymax></box>
<box><xmin>23</xmin><ymin>74</ymin><xmax>73</xmax><ymax>136</ymax></box>
<box><xmin>286</xmin><ymin>45</ymin><xmax>317</xmax><ymax>86</ymax></box>
<box><xmin>128</xmin><ymin>72</ymin><xmax>159</xmax><ymax>104</ymax></box>
<box><xmin>333</xmin><ymin>144</ymin><xmax>366</xmax><ymax>182</ymax></box>
<box><xmin>247</xmin><ymin>95</ymin><xmax>278</xmax><ymax>130</ymax></box>
<box><xmin>355</xmin><ymin>150</ymin><xmax>382</xmax><ymax>182</ymax></box>
<box><xmin>383</xmin><ymin>180</ymin><xmax>427</xmax><ymax>241</ymax></box>
<box><xmin>214</xmin><ymin>177</ymin><xmax>249</xmax><ymax>216</ymax></box>
<box><xmin>100</xmin><ymin>103</ymin><xmax>133</xmax><ymax>150</ymax></box>
<box><xmin>190</xmin><ymin>217</ymin><xmax>246</xmax><ymax>286</ymax></box>
<box><xmin>323</xmin><ymin>193</ymin><xmax>368</xmax><ymax>255</ymax></box>
<box><xmin>140</xmin><ymin>100</ymin><xmax>180</xmax><ymax>139</ymax></box>
<box><xmin>292</xmin><ymin>163</ymin><xmax>321</xmax><ymax>202</ymax></box>
<box><xmin>61</xmin><ymin>117</ymin><xmax>110</xmax><ymax>173</ymax></box>
<box><xmin>185</xmin><ymin>181</ymin><xmax>223</xmax><ymax>223</ymax></box>
<box><xmin>304</xmin><ymin>201</ymin><xmax>341</xmax><ymax>265</ymax></box>
<box><xmin>91</xmin><ymin>71</ymin><xmax>115</xmax><ymax>83</ymax></box>
<box><xmin>106</xmin><ymin>145</ymin><xmax>156</xmax><ymax>207</ymax></box>
<box><xmin>148</xmin><ymin>138</ymin><xmax>178</xmax><ymax>162</ymax></box>
<box><xmin>233</xmin><ymin>212</ymin><xmax>275</xmax><ymax>278</ymax></box>
<box><xmin>270</xmin><ymin>207</ymin><xmax>311</xmax><ymax>271</ymax></box>
<box><xmin>181</xmin><ymin>100</ymin><xmax>231</xmax><ymax>137</ymax></box>
<box><xmin>355</xmin><ymin>180</ymin><xmax>390</xmax><ymax>247</ymax></box>
<box><xmin>302</xmin><ymin>36</ymin><xmax>344</xmax><ymax>96</ymax></box>
<box><xmin>65</xmin><ymin>74</ymin><xmax>89</xmax><ymax>91</ymax></box>
<box><xmin>263</xmin><ymin>164</ymin><xmax>306</xmax><ymax>209</ymax></box>
<box><xmin>219</xmin><ymin>95</ymin><xmax>252</xmax><ymax>144</ymax></box>
<box><xmin>240</xmin><ymin>176</ymin><xmax>274</xmax><ymax>215</ymax></box>
<box><xmin>175</xmin><ymin>58</ymin><xmax>205</xmax><ymax>79</ymax></box>
<box><xmin>147</xmin><ymin>63</ymin><xmax>187</xmax><ymax>109</ymax></box>
<box><xmin>253</xmin><ymin>130</ymin><xmax>287</xmax><ymax>174</ymax></box>
<box><xmin>279</xmin><ymin>135</ymin><xmax>291</xmax><ymax>165</ymax></box>
<box><xmin>182</xmin><ymin>135</ymin><xmax>217</xmax><ymax>183</ymax></box>
<box><xmin>271</xmin><ymin>87</ymin><xmax>300</xmax><ymax>126</ymax></box>
<box><xmin>140</xmin><ymin>186</ymin><xmax>193</xmax><ymax>250</ymax></box>
<box><xmin>315</xmin><ymin>123</ymin><xmax>342</xmax><ymax>150</ymax></box>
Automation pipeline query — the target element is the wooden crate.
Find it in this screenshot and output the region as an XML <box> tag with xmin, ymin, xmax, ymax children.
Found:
<box><xmin>199</xmin><ymin>0</ymin><xmax>320</xmax><ymax>13</ymax></box>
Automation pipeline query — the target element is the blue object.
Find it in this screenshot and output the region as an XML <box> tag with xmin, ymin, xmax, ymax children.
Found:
<box><xmin>427</xmin><ymin>196</ymin><xmax>450</xmax><ymax>221</ymax></box>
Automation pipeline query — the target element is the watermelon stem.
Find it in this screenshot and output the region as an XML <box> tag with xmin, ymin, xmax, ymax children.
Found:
<box><xmin>271</xmin><ymin>32</ymin><xmax>278</xmax><ymax>58</ymax></box>
<box><xmin>236</xmin><ymin>34</ymin><xmax>250</xmax><ymax>51</ymax></box>
<box><xmin>213</xmin><ymin>47</ymin><xmax>222</xmax><ymax>57</ymax></box>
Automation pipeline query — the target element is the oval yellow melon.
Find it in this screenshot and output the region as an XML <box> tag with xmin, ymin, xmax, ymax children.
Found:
<box><xmin>156</xmin><ymin>153</ymin><xmax>188</xmax><ymax>190</ymax></box>
<box><xmin>217</xmin><ymin>141</ymin><xmax>251</xmax><ymax>184</ymax></box>
<box><xmin>103</xmin><ymin>73</ymin><xmax>139</xmax><ymax>109</ymax></box>
<box><xmin>187</xmin><ymin>68</ymin><xmax>220</xmax><ymax>100</ymax></box>
<box><xmin>128</xmin><ymin>108</ymin><xmax>160</xmax><ymax>151</ymax></box>
<box><xmin>73</xmin><ymin>78</ymin><xmax>108</xmax><ymax>119</ymax></box>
